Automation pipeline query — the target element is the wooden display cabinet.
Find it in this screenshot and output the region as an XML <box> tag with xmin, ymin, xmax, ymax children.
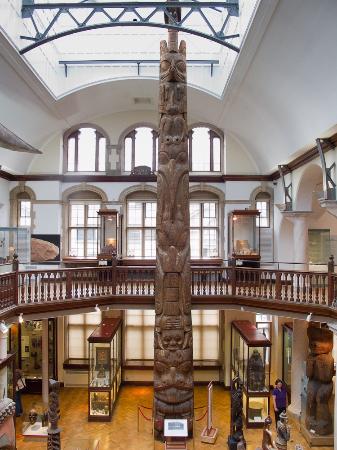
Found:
<box><xmin>231</xmin><ymin>320</ymin><xmax>271</xmax><ymax>428</ymax></box>
<box><xmin>87</xmin><ymin>318</ymin><xmax>122</xmax><ymax>422</ymax></box>
<box><xmin>97</xmin><ymin>209</ymin><xmax>119</xmax><ymax>264</ymax></box>
<box><xmin>228</xmin><ymin>210</ymin><xmax>261</xmax><ymax>267</ymax></box>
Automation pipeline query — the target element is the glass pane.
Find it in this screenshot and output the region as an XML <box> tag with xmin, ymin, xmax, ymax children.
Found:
<box><xmin>191</xmin><ymin>127</ymin><xmax>211</xmax><ymax>171</ymax></box>
<box><xmin>256</xmin><ymin>201</ymin><xmax>269</xmax><ymax>227</ymax></box>
<box><xmin>98</xmin><ymin>137</ymin><xmax>106</xmax><ymax>172</ymax></box>
<box><xmin>127</xmin><ymin>202</ymin><xmax>142</xmax><ymax>226</ymax></box>
<box><xmin>67</xmin><ymin>137</ymin><xmax>75</xmax><ymax>171</ymax></box>
<box><xmin>127</xmin><ymin>229</ymin><xmax>142</xmax><ymax>257</ymax></box>
<box><xmin>19</xmin><ymin>201</ymin><xmax>31</xmax><ymax>226</ymax></box>
<box><xmin>190</xmin><ymin>229</ymin><xmax>201</xmax><ymax>258</ymax></box>
<box><xmin>70</xmin><ymin>229</ymin><xmax>84</xmax><ymax>257</ymax></box>
<box><xmin>86</xmin><ymin>228</ymin><xmax>99</xmax><ymax>257</ymax></box>
<box><xmin>77</xmin><ymin>128</ymin><xmax>97</xmax><ymax>171</ymax></box>
<box><xmin>144</xmin><ymin>202</ymin><xmax>156</xmax><ymax>227</ymax></box>
<box><xmin>125</xmin><ymin>137</ymin><xmax>132</xmax><ymax>171</ymax></box>
<box><xmin>203</xmin><ymin>202</ymin><xmax>217</xmax><ymax>226</ymax></box>
<box><xmin>87</xmin><ymin>204</ymin><xmax>100</xmax><ymax>227</ymax></box>
<box><xmin>202</xmin><ymin>228</ymin><xmax>218</xmax><ymax>257</ymax></box>
<box><xmin>190</xmin><ymin>203</ymin><xmax>201</xmax><ymax>227</ymax></box>
<box><xmin>144</xmin><ymin>229</ymin><xmax>156</xmax><ymax>258</ymax></box>
<box><xmin>71</xmin><ymin>204</ymin><xmax>85</xmax><ymax>227</ymax></box>
<box><xmin>213</xmin><ymin>137</ymin><xmax>221</xmax><ymax>171</ymax></box>
<box><xmin>134</xmin><ymin>127</ymin><xmax>153</xmax><ymax>168</ymax></box>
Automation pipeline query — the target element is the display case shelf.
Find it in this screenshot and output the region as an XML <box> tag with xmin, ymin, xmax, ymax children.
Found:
<box><xmin>228</xmin><ymin>210</ymin><xmax>261</xmax><ymax>266</ymax></box>
<box><xmin>231</xmin><ymin>320</ymin><xmax>271</xmax><ymax>428</ymax></box>
<box><xmin>87</xmin><ymin>318</ymin><xmax>122</xmax><ymax>422</ymax></box>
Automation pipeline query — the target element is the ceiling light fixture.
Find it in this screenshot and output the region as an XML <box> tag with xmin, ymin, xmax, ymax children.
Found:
<box><xmin>18</xmin><ymin>313</ymin><xmax>24</xmax><ymax>324</ymax></box>
<box><xmin>95</xmin><ymin>304</ymin><xmax>101</xmax><ymax>313</ymax></box>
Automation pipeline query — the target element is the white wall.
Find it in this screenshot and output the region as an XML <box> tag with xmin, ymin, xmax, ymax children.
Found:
<box><xmin>0</xmin><ymin>179</ymin><xmax>10</xmax><ymax>227</ymax></box>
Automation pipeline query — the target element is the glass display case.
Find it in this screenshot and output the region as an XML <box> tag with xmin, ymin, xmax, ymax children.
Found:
<box><xmin>9</xmin><ymin>319</ymin><xmax>57</xmax><ymax>394</ymax></box>
<box><xmin>228</xmin><ymin>210</ymin><xmax>260</xmax><ymax>266</ymax></box>
<box><xmin>282</xmin><ymin>322</ymin><xmax>293</xmax><ymax>403</ymax></box>
<box><xmin>0</xmin><ymin>354</ymin><xmax>15</xmax><ymax>401</ymax></box>
<box><xmin>97</xmin><ymin>209</ymin><xmax>119</xmax><ymax>264</ymax></box>
<box><xmin>231</xmin><ymin>320</ymin><xmax>271</xmax><ymax>428</ymax></box>
<box><xmin>0</xmin><ymin>227</ymin><xmax>31</xmax><ymax>264</ymax></box>
<box><xmin>88</xmin><ymin>318</ymin><xmax>122</xmax><ymax>421</ymax></box>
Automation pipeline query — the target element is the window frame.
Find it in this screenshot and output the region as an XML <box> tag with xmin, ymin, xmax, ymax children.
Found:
<box><xmin>63</xmin><ymin>125</ymin><xmax>107</xmax><ymax>173</ymax></box>
<box><xmin>188</xmin><ymin>125</ymin><xmax>223</xmax><ymax>173</ymax></box>
<box><xmin>255</xmin><ymin>193</ymin><xmax>271</xmax><ymax>228</ymax></box>
<box><xmin>66</xmin><ymin>312</ymin><xmax>102</xmax><ymax>359</ymax></box>
<box><xmin>123</xmin><ymin>126</ymin><xmax>158</xmax><ymax>173</ymax></box>
<box><xmin>18</xmin><ymin>199</ymin><xmax>32</xmax><ymax>227</ymax></box>
<box><xmin>190</xmin><ymin>200</ymin><xmax>219</xmax><ymax>259</ymax></box>
<box><xmin>126</xmin><ymin>200</ymin><xmax>156</xmax><ymax>258</ymax></box>
<box><xmin>68</xmin><ymin>201</ymin><xmax>101</xmax><ymax>258</ymax></box>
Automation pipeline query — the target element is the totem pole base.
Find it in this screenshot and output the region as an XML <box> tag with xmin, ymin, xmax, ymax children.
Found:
<box><xmin>300</xmin><ymin>424</ymin><xmax>334</xmax><ymax>447</ymax></box>
<box><xmin>201</xmin><ymin>426</ymin><xmax>218</xmax><ymax>444</ymax></box>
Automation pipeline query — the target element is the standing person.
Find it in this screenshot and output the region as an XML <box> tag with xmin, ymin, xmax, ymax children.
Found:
<box><xmin>15</xmin><ymin>369</ymin><xmax>26</xmax><ymax>417</ymax></box>
<box><xmin>272</xmin><ymin>379</ymin><xmax>287</xmax><ymax>425</ymax></box>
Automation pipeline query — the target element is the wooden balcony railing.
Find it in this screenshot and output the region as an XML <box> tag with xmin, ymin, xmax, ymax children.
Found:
<box><xmin>0</xmin><ymin>263</ymin><xmax>336</xmax><ymax>316</ymax></box>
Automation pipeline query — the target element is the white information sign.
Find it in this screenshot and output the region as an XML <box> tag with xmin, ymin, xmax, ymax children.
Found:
<box><xmin>164</xmin><ymin>419</ymin><xmax>188</xmax><ymax>437</ymax></box>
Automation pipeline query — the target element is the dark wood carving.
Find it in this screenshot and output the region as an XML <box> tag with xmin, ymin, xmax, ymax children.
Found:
<box><xmin>47</xmin><ymin>379</ymin><xmax>61</xmax><ymax>450</ymax></box>
<box><xmin>228</xmin><ymin>376</ymin><xmax>246</xmax><ymax>450</ymax></box>
<box><xmin>130</xmin><ymin>165</ymin><xmax>153</xmax><ymax>176</ymax></box>
<box><xmin>153</xmin><ymin>5</ymin><xmax>193</xmax><ymax>440</ymax></box>
<box><xmin>262</xmin><ymin>416</ymin><xmax>277</xmax><ymax>450</ymax></box>
<box><xmin>305</xmin><ymin>324</ymin><xmax>334</xmax><ymax>435</ymax></box>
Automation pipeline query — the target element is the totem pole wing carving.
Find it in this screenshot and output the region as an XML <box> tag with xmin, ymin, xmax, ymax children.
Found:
<box><xmin>153</xmin><ymin>10</ymin><xmax>194</xmax><ymax>440</ymax></box>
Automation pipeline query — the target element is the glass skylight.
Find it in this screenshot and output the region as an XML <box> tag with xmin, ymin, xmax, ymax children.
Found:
<box><xmin>0</xmin><ymin>0</ymin><xmax>260</xmax><ymax>98</ymax></box>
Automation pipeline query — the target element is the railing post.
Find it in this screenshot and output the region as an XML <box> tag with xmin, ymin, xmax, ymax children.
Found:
<box><xmin>275</xmin><ymin>271</ymin><xmax>282</xmax><ymax>300</ymax></box>
<box><xmin>328</xmin><ymin>255</ymin><xmax>335</xmax><ymax>306</ymax></box>
<box><xmin>111</xmin><ymin>257</ymin><xmax>117</xmax><ymax>295</ymax></box>
<box><xmin>229</xmin><ymin>259</ymin><xmax>236</xmax><ymax>296</ymax></box>
<box><xmin>65</xmin><ymin>271</ymin><xmax>72</xmax><ymax>299</ymax></box>
<box><xmin>12</xmin><ymin>254</ymin><xmax>19</xmax><ymax>305</ymax></box>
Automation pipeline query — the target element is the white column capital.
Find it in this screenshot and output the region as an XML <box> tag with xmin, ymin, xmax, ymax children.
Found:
<box><xmin>281</xmin><ymin>210</ymin><xmax>312</xmax><ymax>224</ymax></box>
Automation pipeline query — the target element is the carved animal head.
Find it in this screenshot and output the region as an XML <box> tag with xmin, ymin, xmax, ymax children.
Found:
<box><xmin>307</xmin><ymin>325</ymin><xmax>333</xmax><ymax>355</ymax></box>
<box><xmin>160</xmin><ymin>40</ymin><xmax>186</xmax><ymax>83</ymax></box>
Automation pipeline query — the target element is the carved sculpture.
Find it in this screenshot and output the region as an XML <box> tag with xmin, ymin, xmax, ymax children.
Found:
<box><xmin>305</xmin><ymin>324</ymin><xmax>334</xmax><ymax>435</ymax></box>
<box><xmin>262</xmin><ymin>416</ymin><xmax>277</xmax><ymax>450</ymax></box>
<box><xmin>47</xmin><ymin>379</ymin><xmax>61</xmax><ymax>450</ymax></box>
<box><xmin>228</xmin><ymin>376</ymin><xmax>246</xmax><ymax>450</ymax></box>
<box><xmin>153</xmin><ymin>1</ymin><xmax>193</xmax><ymax>440</ymax></box>
<box><xmin>0</xmin><ymin>398</ymin><xmax>16</xmax><ymax>450</ymax></box>
<box><xmin>275</xmin><ymin>411</ymin><xmax>290</xmax><ymax>450</ymax></box>
<box><xmin>248</xmin><ymin>349</ymin><xmax>265</xmax><ymax>391</ymax></box>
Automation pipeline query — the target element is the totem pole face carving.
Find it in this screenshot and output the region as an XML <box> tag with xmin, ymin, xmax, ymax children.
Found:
<box><xmin>154</xmin><ymin>25</ymin><xmax>193</xmax><ymax>440</ymax></box>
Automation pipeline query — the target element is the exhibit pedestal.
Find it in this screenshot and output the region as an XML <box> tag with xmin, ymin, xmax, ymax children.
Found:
<box><xmin>201</xmin><ymin>426</ymin><xmax>218</xmax><ymax>444</ymax></box>
<box><xmin>300</xmin><ymin>424</ymin><xmax>334</xmax><ymax>447</ymax></box>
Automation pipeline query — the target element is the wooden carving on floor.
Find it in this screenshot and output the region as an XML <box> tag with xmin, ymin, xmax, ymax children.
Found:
<box><xmin>153</xmin><ymin>2</ymin><xmax>193</xmax><ymax>440</ymax></box>
<box><xmin>228</xmin><ymin>376</ymin><xmax>246</xmax><ymax>450</ymax></box>
<box><xmin>47</xmin><ymin>379</ymin><xmax>61</xmax><ymax>450</ymax></box>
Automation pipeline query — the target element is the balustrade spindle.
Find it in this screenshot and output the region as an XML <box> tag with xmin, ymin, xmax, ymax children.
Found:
<box><xmin>308</xmin><ymin>274</ymin><xmax>313</xmax><ymax>303</ymax></box>
<box><xmin>322</xmin><ymin>275</ymin><xmax>326</xmax><ymax>305</ymax></box>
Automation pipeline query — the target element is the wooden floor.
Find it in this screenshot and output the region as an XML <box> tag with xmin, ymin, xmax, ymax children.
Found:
<box><xmin>16</xmin><ymin>385</ymin><xmax>332</xmax><ymax>450</ymax></box>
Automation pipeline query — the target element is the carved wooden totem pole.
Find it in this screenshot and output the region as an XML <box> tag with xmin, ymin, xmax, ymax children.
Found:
<box><xmin>153</xmin><ymin>4</ymin><xmax>194</xmax><ymax>440</ymax></box>
<box><xmin>47</xmin><ymin>379</ymin><xmax>61</xmax><ymax>450</ymax></box>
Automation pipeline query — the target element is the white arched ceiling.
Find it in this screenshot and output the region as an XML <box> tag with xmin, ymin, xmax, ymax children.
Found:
<box><xmin>1</xmin><ymin>0</ymin><xmax>337</xmax><ymax>176</ymax></box>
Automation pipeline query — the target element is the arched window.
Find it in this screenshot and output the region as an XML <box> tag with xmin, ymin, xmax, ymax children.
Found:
<box><xmin>10</xmin><ymin>186</ymin><xmax>36</xmax><ymax>228</ymax></box>
<box><xmin>64</xmin><ymin>190</ymin><xmax>104</xmax><ymax>257</ymax></box>
<box><xmin>64</xmin><ymin>126</ymin><xmax>107</xmax><ymax>172</ymax></box>
<box><xmin>255</xmin><ymin>192</ymin><xmax>271</xmax><ymax>228</ymax></box>
<box><xmin>188</xmin><ymin>126</ymin><xmax>223</xmax><ymax>172</ymax></box>
<box><xmin>190</xmin><ymin>191</ymin><xmax>219</xmax><ymax>258</ymax></box>
<box><xmin>124</xmin><ymin>126</ymin><xmax>158</xmax><ymax>172</ymax></box>
<box><xmin>126</xmin><ymin>191</ymin><xmax>156</xmax><ymax>258</ymax></box>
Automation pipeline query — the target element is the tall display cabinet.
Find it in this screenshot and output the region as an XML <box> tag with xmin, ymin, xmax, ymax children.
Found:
<box><xmin>9</xmin><ymin>319</ymin><xmax>57</xmax><ymax>394</ymax></box>
<box><xmin>87</xmin><ymin>318</ymin><xmax>122</xmax><ymax>421</ymax></box>
<box><xmin>282</xmin><ymin>322</ymin><xmax>293</xmax><ymax>403</ymax></box>
<box><xmin>231</xmin><ymin>320</ymin><xmax>271</xmax><ymax>428</ymax></box>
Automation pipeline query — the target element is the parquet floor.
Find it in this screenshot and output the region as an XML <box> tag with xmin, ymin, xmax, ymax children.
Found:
<box><xmin>16</xmin><ymin>386</ymin><xmax>332</xmax><ymax>450</ymax></box>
